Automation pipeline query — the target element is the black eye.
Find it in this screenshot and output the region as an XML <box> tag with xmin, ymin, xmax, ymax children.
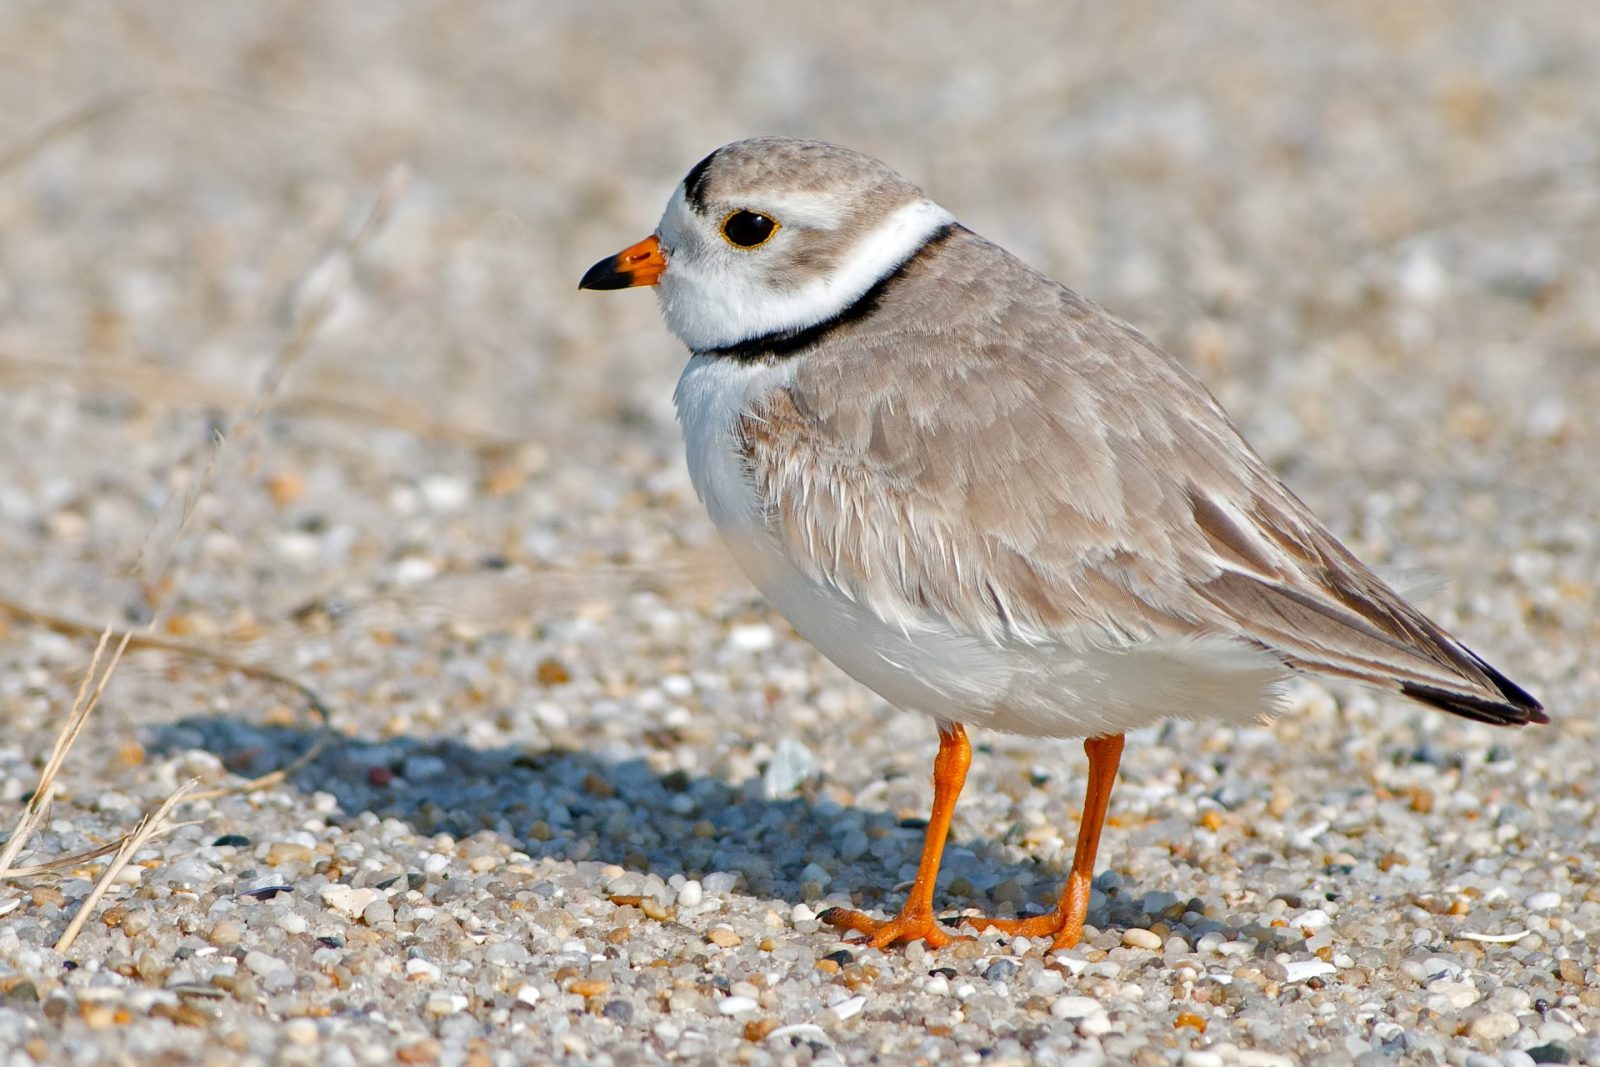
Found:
<box><xmin>721</xmin><ymin>210</ymin><xmax>779</xmax><ymax>248</ymax></box>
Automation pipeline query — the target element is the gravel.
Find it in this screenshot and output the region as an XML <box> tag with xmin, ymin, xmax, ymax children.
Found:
<box><xmin>1</xmin><ymin>3</ymin><xmax>1598</xmax><ymax>1066</ymax></box>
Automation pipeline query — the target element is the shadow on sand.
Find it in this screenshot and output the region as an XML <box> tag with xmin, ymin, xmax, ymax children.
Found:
<box><xmin>149</xmin><ymin>713</ymin><xmax>1156</xmax><ymax>933</ymax></box>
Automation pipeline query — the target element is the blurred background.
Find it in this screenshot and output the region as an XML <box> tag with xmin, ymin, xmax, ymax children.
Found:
<box><xmin>0</xmin><ymin>3</ymin><xmax>1596</xmax><ymax>1061</ymax></box>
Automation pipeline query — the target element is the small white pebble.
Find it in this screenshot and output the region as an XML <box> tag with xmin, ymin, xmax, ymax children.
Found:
<box><xmin>424</xmin><ymin>994</ymin><xmax>467</xmax><ymax>1017</ymax></box>
<box><xmin>831</xmin><ymin>995</ymin><xmax>866</xmax><ymax>1021</ymax></box>
<box><xmin>924</xmin><ymin>975</ymin><xmax>950</xmax><ymax>996</ymax></box>
<box><xmin>953</xmin><ymin>982</ymin><xmax>976</xmax><ymax>1000</ymax></box>
<box><xmin>1122</xmin><ymin>928</ymin><xmax>1162</xmax><ymax>950</ymax></box>
<box><xmin>718</xmin><ymin>996</ymin><xmax>759</xmax><ymax>1015</ymax></box>
<box><xmin>1525</xmin><ymin>891</ymin><xmax>1562</xmax><ymax>911</ymax></box>
<box><xmin>703</xmin><ymin>872</ymin><xmax>738</xmax><ymax>895</ymax></box>
<box><xmin>319</xmin><ymin>885</ymin><xmax>380</xmax><ymax>920</ymax></box>
<box><xmin>422</xmin><ymin>853</ymin><xmax>451</xmax><ymax>875</ymax></box>
<box><xmin>514</xmin><ymin>984</ymin><xmax>541</xmax><ymax>1007</ymax></box>
<box><xmin>790</xmin><ymin>903</ymin><xmax>815</xmax><ymax>923</ymax></box>
<box><xmin>394</xmin><ymin>556</ymin><xmax>437</xmax><ymax>585</ymax></box>
<box><xmin>1282</xmin><ymin>959</ymin><xmax>1337</xmax><ymax>983</ymax></box>
<box><xmin>242</xmin><ymin>951</ymin><xmax>287</xmax><ymax>977</ymax></box>
<box><xmin>419</xmin><ymin>473</ymin><xmax>470</xmax><ymax>512</ymax></box>
<box><xmin>1050</xmin><ymin>995</ymin><xmax>1102</xmax><ymax>1020</ymax></box>
<box><xmin>405</xmin><ymin>958</ymin><xmax>441</xmax><ymax>981</ymax></box>
<box><xmin>728</xmin><ymin>624</ymin><xmax>775</xmax><ymax>652</ymax></box>
<box><xmin>677</xmin><ymin>881</ymin><xmax>703</xmax><ymax>908</ymax></box>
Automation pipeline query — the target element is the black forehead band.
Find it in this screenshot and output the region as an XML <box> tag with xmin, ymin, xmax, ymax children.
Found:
<box><xmin>682</xmin><ymin>150</ymin><xmax>718</xmax><ymax>212</ymax></box>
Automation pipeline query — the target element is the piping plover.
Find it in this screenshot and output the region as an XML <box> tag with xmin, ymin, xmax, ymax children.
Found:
<box><xmin>580</xmin><ymin>137</ymin><xmax>1546</xmax><ymax>951</ymax></box>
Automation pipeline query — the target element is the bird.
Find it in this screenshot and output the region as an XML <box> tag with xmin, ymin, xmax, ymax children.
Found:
<box><xmin>578</xmin><ymin>137</ymin><xmax>1547</xmax><ymax>952</ymax></box>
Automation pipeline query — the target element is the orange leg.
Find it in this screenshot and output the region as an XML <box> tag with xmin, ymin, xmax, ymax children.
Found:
<box><xmin>966</xmin><ymin>733</ymin><xmax>1125</xmax><ymax>950</ymax></box>
<box><xmin>820</xmin><ymin>724</ymin><xmax>972</xmax><ymax>949</ymax></box>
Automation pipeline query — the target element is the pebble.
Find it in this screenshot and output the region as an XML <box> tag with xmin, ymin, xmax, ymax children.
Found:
<box><xmin>405</xmin><ymin>958</ymin><xmax>441</xmax><ymax>981</ymax></box>
<box><xmin>763</xmin><ymin>738</ymin><xmax>818</xmax><ymax>797</ymax></box>
<box><xmin>484</xmin><ymin>942</ymin><xmax>529</xmax><ymax>966</ymax></box>
<box><xmin>703</xmin><ymin>873</ymin><xmax>739</xmax><ymax>896</ymax></box>
<box><xmin>424</xmin><ymin>994</ymin><xmax>467</xmax><ymax>1017</ymax></box>
<box><xmin>1122</xmin><ymin>928</ymin><xmax>1163</xmax><ymax>950</ymax></box>
<box><xmin>706</xmin><ymin>926</ymin><xmax>742</xmax><ymax>948</ymax></box>
<box><xmin>983</xmin><ymin>958</ymin><xmax>1018</xmax><ymax>983</ymax></box>
<box><xmin>676</xmin><ymin>881</ymin><xmax>703</xmax><ymax>908</ymax></box>
<box><xmin>1525</xmin><ymin>892</ymin><xmax>1562</xmax><ymax>912</ymax></box>
<box><xmin>243</xmin><ymin>951</ymin><xmax>287</xmax><ymax>977</ymax></box>
<box><xmin>1282</xmin><ymin>959</ymin><xmax>1337</xmax><ymax>982</ymax></box>
<box><xmin>728</xmin><ymin>624</ymin><xmax>776</xmax><ymax>652</ymax></box>
<box><xmin>1467</xmin><ymin>1011</ymin><xmax>1521</xmax><ymax>1042</ymax></box>
<box><xmin>263</xmin><ymin>842</ymin><xmax>315</xmax><ymax>866</ymax></box>
<box><xmin>832</xmin><ymin>996</ymin><xmax>866</xmax><ymax>1021</ymax></box>
<box><xmin>320</xmin><ymin>886</ymin><xmax>381</xmax><ymax>920</ymax></box>
<box><xmin>1051</xmin><ymin>996</ymin><xmax>1103</xmax><ymax>1020</ymax></box>
<box><xmin>718</xmin><ymin>996</ymin><xmax>758</xmax><ymax>1015</ymax></box>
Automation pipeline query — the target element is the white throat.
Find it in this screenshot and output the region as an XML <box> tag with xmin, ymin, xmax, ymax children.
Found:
<box><xmin>656</xmin><ymin>197</ymin><xmax>955</xmax><ymax>353</ymax></box>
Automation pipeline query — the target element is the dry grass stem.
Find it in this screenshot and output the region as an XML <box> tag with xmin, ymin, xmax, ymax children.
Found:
<box><xmin>54</xmin><ymin>779</ymin><xmax>199</xmax><ymax>954</ymax></box>
<box><xmin>0</xmin><ymin>840</ymin><xmax>127</xmax><ymax>879</ymax></box>
<box><xmin>0</xmin><ymin>627</ymin><xmax>132</xmax><ymax>879</ymax></box>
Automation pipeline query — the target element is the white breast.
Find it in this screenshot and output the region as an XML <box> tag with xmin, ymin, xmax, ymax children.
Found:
<box><xmin>674</xmin><ymin>355</ymin><xmax>1015</xmax><ymax>722</ymax></box>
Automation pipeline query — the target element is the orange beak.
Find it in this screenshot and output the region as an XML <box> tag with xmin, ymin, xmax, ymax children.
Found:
<box><xmin>578</xmin><ymin>234</ymin><xmax>667</xmax><ymax>290</ymax></box>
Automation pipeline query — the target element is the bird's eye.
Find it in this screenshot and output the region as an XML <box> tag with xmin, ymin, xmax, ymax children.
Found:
<box><xmin>720</xmin><ymin>210</ymin><xmax>779</xmax><ymax>249</ymax></box>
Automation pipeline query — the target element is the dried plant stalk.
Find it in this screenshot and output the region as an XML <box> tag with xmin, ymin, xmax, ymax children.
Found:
<box><xmin>0</xmin><ymin>627</ymin><xmax>132</xmax><ymax>879</ymax></box>
<box><xmin>55</xmin><ymin>779</ymin><xmax>198</xmax><ymax>954</ymax></box>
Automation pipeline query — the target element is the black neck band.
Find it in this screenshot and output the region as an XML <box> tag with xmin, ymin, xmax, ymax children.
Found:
<box><xmin>694</xmin><ymin>224</ymin><xmax>958</xmax><ymax>363</ymax></box>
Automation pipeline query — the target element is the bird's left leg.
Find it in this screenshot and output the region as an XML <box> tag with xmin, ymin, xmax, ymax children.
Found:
<box><xmin>820</xmin><ymin>723</ymin><xmax>972</xmax><ymax>949</ymax></box>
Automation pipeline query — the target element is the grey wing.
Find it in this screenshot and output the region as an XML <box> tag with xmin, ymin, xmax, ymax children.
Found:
<box><xmin>748</xmin><ymin>244</ymin><xmax>1543</xmax><ymax>726</ymax></box>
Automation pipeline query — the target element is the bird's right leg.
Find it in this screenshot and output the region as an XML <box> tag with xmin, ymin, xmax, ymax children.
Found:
<box><xmin>965</xmin><ymin>732</ymin><xmax>1124</xmax><ymax>949</ymax></box>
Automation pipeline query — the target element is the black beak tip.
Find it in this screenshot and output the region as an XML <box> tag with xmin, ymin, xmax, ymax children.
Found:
<box><xmin>578</xmin><ymin>255</ymin><xmax>630</xmax><ymax>291</ymax></box>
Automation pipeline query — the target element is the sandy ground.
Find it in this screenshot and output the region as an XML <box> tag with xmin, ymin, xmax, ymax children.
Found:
<box><xmin>0</xmin><ymin>3</ymin><xmax>1597</xmax><ymax>1065</ymax></box>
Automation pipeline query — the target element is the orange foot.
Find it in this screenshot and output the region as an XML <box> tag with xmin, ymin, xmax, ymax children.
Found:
<box><xmin>962</xmin><ymin>908</ymin><xmax>1085</xmax><ymax>950</ymax></box>
<box><xmin>819</xmin><ymin>906</ymin><xmax>970</xmax><ymax>950</ymax></box>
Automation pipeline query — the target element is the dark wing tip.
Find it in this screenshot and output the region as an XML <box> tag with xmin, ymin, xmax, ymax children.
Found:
<box><xmin>1400</xmin><ymin>673</ymin><xmax>1547</xmax><ymax>727</ymax></box>
<box><xmin>1469</xmin><ymin>649</ymin><xmax>1548</xmax><ymax>724</ymax></box>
